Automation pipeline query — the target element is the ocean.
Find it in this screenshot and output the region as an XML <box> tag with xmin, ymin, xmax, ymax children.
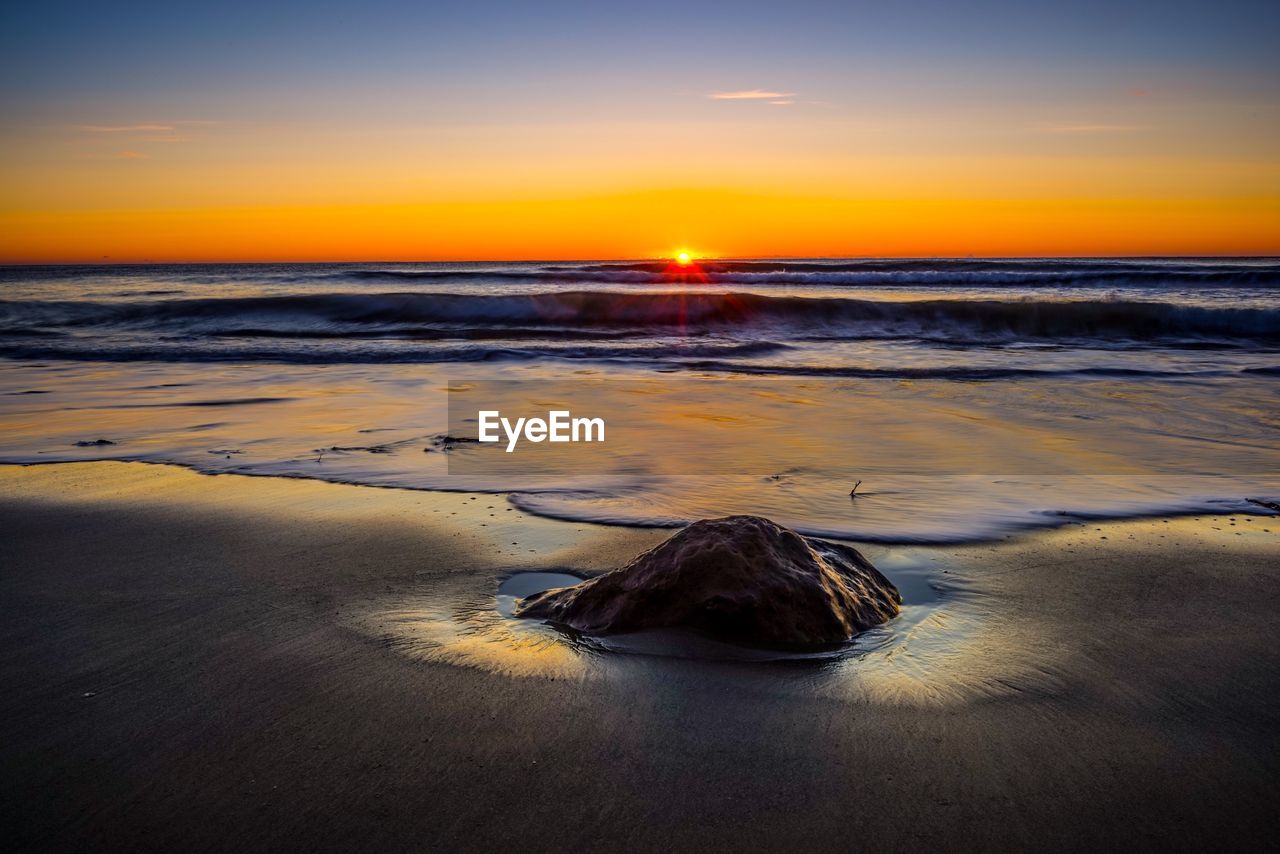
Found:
<box><xmin>2</xmin><ymin>258</ymin><xmax>1277</xmax><ymax>542</ymax></box>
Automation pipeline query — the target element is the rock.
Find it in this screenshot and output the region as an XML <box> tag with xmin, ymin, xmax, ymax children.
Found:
<box><xmin>73</xmin><ymin>439</ymin><xmax>115</xmax><ymax>446</ymax></box>
<box><xmin>515</xmin><ymin>515</ymin><xmax>900</xmax><ymax>648</ymax></box>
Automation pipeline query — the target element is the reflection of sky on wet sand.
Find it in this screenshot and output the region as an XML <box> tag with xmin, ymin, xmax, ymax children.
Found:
<box><xmin>371</xmin><ymin>602</ymin><xmax>592</xmax><ymax>681</ymax></box>
<box><xmin>2</xmin><ymin>361</ymin><xmax>1276</xmax><ymax>543</ymax></box>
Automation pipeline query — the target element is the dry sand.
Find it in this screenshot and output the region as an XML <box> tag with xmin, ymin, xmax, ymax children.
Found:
<box><xmin>2</xmin><ymin>462</ymin><xmax>1278</xmax><ymax>852</ymax></box>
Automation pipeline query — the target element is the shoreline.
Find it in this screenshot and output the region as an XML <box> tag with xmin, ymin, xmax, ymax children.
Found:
<box><xmin>3</xmin><ymin>455</ymin><xmax>1273</xmax><ymax>547</ymax></box>
<box><xmin>2</xmin><ymin>461</ymin><xmax>1278</xmax><ymax>851</ymax></box>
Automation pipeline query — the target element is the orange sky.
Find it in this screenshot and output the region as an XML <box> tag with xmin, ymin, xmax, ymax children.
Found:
<box><xmin>3</xmin><ymin>191</ymin><xmax>1278</xmax><ymax>263</ymax></box>
<box><xmin>4</xmin><ymin>3</ymin><xmax>1279</xmax><ymax>262</ymax></box>
<box><xmin>4</xmin><ymin>114</ymin><xmax>1277</xmax><ymax>260</ymax></box>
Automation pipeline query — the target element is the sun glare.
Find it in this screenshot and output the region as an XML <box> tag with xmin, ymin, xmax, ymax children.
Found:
<box><xmin>676</xmin><ymin>251</ymin><xmax>692</xmax><ymax>266</ymax></box>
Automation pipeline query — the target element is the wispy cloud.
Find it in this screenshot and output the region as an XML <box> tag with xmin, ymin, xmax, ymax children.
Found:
<box><xmin>74</xmin><ymin>120</ymin><xmax>219</xmax><ymax>139</ymax></box>
<box><xmin>78</xmin><ymin>123</ymin><xmax>177</xmax><ymax>133</ymax></box>
<box><xmin>1033</xmin><ymin>121</ymin><xmax>1147</xmax><ymax>134</ymax></box>
<box><xmin>67</xmin><ymin>120</ymin><xmax>220</xmax><ymax>154</ymax></box>
<box><xmin>709</xmin><ymin>89</ymin><xmax>797</xmax><ymax>101</ymax></box>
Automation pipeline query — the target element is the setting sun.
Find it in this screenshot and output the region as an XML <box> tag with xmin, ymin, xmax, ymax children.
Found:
<box><xmin>676</xmin><ymin>251</ymin><xmax>692</xmax><ymax>266</ymax></box>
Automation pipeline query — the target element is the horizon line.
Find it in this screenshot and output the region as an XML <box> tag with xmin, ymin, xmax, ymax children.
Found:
<box><xmin>3</xmin><ymin>253</ymin><xmax>1279</xmax><ymax>267</ymax></box>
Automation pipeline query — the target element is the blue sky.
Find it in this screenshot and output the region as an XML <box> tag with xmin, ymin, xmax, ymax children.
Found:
<box><xmin>5</xmin><ymin>1</ymin><xmax>1278</xmax><ymax>122</ymax></box>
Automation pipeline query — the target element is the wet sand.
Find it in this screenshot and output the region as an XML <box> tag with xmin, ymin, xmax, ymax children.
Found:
<box><xmin>2</xmin><ymin>462</ymin><xmax>1278</xmax><ymax>852</ymax></box>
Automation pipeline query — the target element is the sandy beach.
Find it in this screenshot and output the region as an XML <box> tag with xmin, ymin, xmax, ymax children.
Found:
<box><xmin>3</xmin><ymin>461</ymin><xmax>1276</xmax><ymax>852</ymax></box>
<box><xmin>6</xmin><ymin>0</ymin><xmax>1279</xmax><ymax>849</ymax></box>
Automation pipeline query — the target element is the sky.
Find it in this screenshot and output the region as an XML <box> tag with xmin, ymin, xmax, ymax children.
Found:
<box><xmin>1</xmin><ymin>0</ymin><xmax>1278</xmax><ymax>261</ymax></box>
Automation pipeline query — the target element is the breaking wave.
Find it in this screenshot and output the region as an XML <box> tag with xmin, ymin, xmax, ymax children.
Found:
<box><xmin>337</xmin><ymin>258</ymin><xmax>1280</xmax><ymax>289</ymax></box>
<box><xmin>3</xmin><ymin>291</ymin><xmax>1278</xmax><ymax>345</ymax></box>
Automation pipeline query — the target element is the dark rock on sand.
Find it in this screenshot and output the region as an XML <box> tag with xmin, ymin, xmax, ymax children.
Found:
<box><xmin>73</xmin><ymin>439</ymin><xmax>116</xmax><ymax>446</ymax></box>
<box><xmin>515</xmin><ymin>515</ymin><xmax>901</xmax><ymax>648</ymax></box>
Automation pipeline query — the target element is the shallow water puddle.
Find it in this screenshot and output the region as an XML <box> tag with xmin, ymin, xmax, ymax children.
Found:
<box><xmin>495</xmin><ymin>572</ymin><xmax>584</xmax><ymax>618</ymax></box>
